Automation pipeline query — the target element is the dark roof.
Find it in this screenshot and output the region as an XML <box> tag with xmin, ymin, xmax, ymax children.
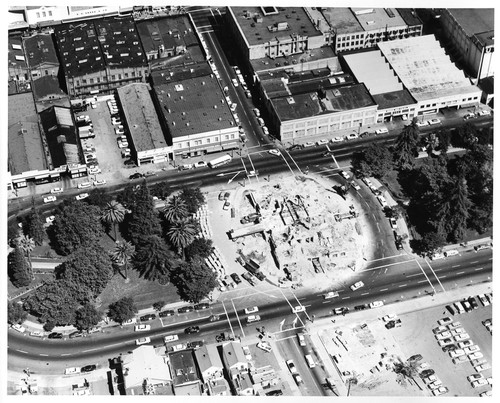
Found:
<box><xmin>446</xmin><ymin>9</ymin><xmax>494</xmax><ymax>39</ymax></box>
<box><xmin>93</xmin><ymin>17</ymin><xmax>148</xmax><ymax>69</ymax></box>
<box><xmin>8</xmin><ymin>93</ymin><xmax>47</xmax><ymax>175</ymax></box>
<box><xmin>136</xmin><ymin>15</ymin><xmax>199</xmax><ymax>55</ymax></box>
<box><xmin>53</xmin><ymin>22</ymin><xmax>106</xmax><ymax>78</ymax></box>
<box><xmin>153</xmin><ymin>67</ymin><xmax>236</xmax><ymax>138</ymax></box>
<box><xmin>169</xmin><ymin>351</ymin><xmax>199</xmax><ymax>387</ymax></box>
<box><xmin>32</xmin><ymin>75</ymin><xmax>67</xmax><ymax>101</ymax></box>
<box><xmin>230</xmin><ymin>6</ymin><xmax>322</xmax><ymax>47</ymax></box>
<box><xmin>372</xmin><ymin>89</ymin><xmax>416</xmax><ymax>109</ymax></box>
<box><xmin>396</xmin><ymin>8</ymin><xmax>422</xmax><ymax>27</ymax></box>
<box><xmin>273</xmin><ymin>83</ymin><xmax>376</xmax><ymax>122</ymax></box>
<box><xmin>23</xmin><ymin>33</ymin><xmax>59</xmax><ymax>69</ymax></box>
<box><xmin>8</xmin><ymin>34</ymin><xmax>27</xmax><ymax>70</ymax></box>
<box><xmin>320</xmin><ymin>7</ymin><xmax>362</xmax><ymax>35</ymax></box>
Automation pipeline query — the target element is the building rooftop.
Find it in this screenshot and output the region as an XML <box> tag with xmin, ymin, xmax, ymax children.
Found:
<box><xmin>121</xmin><ymin>346</ymin><xmax>171</xmax><ymax>390</ymax></box>
<box><xmin>222</xmin><ymin>342</ymin><xmax>247</xmax><ymax>369</ymax></box>
<box><xmin>321</xmin><ymin>8</ymin><xmax>362</xmax><ymax>35</ymax></box>
<box><xmin>32</xmin><ymin>75</ymin><xmax>67</xmax><ymax>102</ymax></box>
<box><xmin>378</xmin><ymin>35</ymin><xmax>480</xmax><ymax>102</ymax></box>
<box><xmin>273</xmin><ymin>82</ymin><xmax>376</xmax><ymax>122</ymax></box>
<box><xmin>194</xmin><ymin>344</ymin><xmax>223</xmax><ymax>376</ymax></box>
<box><xmin>117</xmin><ymin>83</ymin><xmax>169</xmax><ymax>151</ymax></box>
<box><xmin>153</xmin><ymin>68</ymin><xmax>236</xmax><ymax>138</ymax></box>
<box><xmin>94</xmin><ymin>17</ymin><xmax>147</xmax><ymax>69</ymax></box>
<box><xmin>396</xmin><ymin>8</ymin><xmax>422</xmax><ymax>27</ymax></box>
<box><xmin>372</xmin><ymin>90</ymin><xmax>416</xmax><ymax>109</ymax></box>
<box><xmin>446</xmin><ymin>9</ymin><xmax>494</xmax><ymax>45</ymax></box>
<box><xmin>8</xmin><ymin>93</ymin><xmax>46</xmax><ymax>175</ymax></box>
<box><xmin>230</xmin><ymin>6</ymin><xmax>323</xmax><ymax>47</ymax></box>
<box><xmin>343</xmin><ymin>51</ymin><xmax>403</xmax><ymax>95</ymax></box>
<box><xmin>169</xmin><ymin>350</ymin><xmax>199</xmax><ymax>387</ymax></box>
<box><xmin>54</xmin><ymin>22</ymin><xmax>106</xmax><ymax>78</ymax></box>
<box><xmin>351</xmin><ymin>7</ymin><xmax>407</xmax><ymax>31</ymax></box>
<box><xmin>23</xmin><ymin>33</ymin><xmax>59</xmax><ymax>69</ymax></box>
<box><xmin>8</xmin><ymin>34</ymin><xmax>27</xmax><ymax>71</ymax></box>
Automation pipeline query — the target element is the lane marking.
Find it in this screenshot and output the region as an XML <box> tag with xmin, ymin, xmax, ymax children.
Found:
<box><xmin>379</xmin><ymin>288</ymin><xmax>388</xmax><ymax>292</ymax></box>
<box><xmin>39</xmin><ymin>353</ymin><xmax>48</xmax><ymax>356</ymax></box>
<box><xmin>221</xmin><ymin>301</ymin><xmax>235</xmax><ymax>339</ymax></box>
<box><xmin>415</xmin><ymin>259</ymin><xmax>437</xmax><ymax>292</ymax></box>
<box><xmin>231</xmin><ymin>299</ymin><xmax>246</xmax><ymax>338</ymax></box>
<box><xmin>398</xmin><ymin>284</ymin><xmax>407</xmax><ymax>288</ymax></box>
<box><xmin>474</xmin><ymin>267</ymin><xmax>484</xmax><ymax>271</ymax></box>
<box><xmin>61</xmin><ymin>353</ymin><xmax>71</xmax><ymax>356</ymax></box>
<box><xmin>341</xmin><ymin>296</ymin><xmax>350</xmax><ymax>300</ymax></box>
<box><xmin>456</xmin><ymin>271</ymin><xmax>465</xmax><ymax>275</ymax></box>
<box><xmin>470</xmin><ymin>261</ymin><xmax>478</xmax><ymax>264</ymax></box>
<box><xmin>406</xmin><ymin>273</ymin><xmax>421</xmax><ymax>278</ymax></box>
<box><xmin>17</xmin><ymin>350</ymin><xmax>28</xmax><ymax>354</ymax></box>
<box><xmin>82</xmin><ymin>348</ymin><xmax>98</xmax><ymax>353</ymax></box>
<box><xmin>423</xmin><ymin>258</ymin><xmax>446</xmax><ymax>292</ymax></box>
<box><xmin>451</xmin><ymin>265</ymin><xmax>461</xmax><ymax>268</ymax></box>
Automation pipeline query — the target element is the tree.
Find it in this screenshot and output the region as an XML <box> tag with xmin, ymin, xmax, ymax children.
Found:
<box><xmin>102</xmin><ymin>200</ymin><xmax>127</xmax><ymax>241</ymax></box>
<box><xmin>8</xmin><ymin>246</ymin><xmax>32</xmax><ymax>288</ymax></box>
<box><xmin>171</xmin><ymin>258</ymin><xmax>218</xmax><ymax>304</ymax></box>
<box><xmin>163</xmin><ymin>195</ymin><xmax>188</xmax><ymax>223</ymax></box>
<box><xmin>166</xmin><ymin>219</ymin><xmax>199</xmax><ymax>256</ymax></box>
<box><xmin>8</xmin><ymin>301</ymin><xmax>28</xmax><ymax>324</ymax></box>
<box><xmin>435</xmin><ymin>129</ymin><xmax>451</xmax><ymax>154</ymax></box>
<box><xmin>26</xmin><ymin>204</ymin><xmax>45</xmax><ymax>246</ymax></box>
<box><xmin>151</xmin><ymin>182</ymin><xmax>171</xmax><ymax>200</ymax></box>
<box><xmin>57</xmin><ymin>245</ymin><xmax>113</xmax><ymax>301</ymax></box>
<box><xmin>108</xmin><ymin>297</ymin><xmax>137</xmax><ymax>324</ymax></box>
<box><xmin>126</xmin><ymin>182</ymin><xmax>162</xmax><ymax>245</ymax></box>
<box><xmin>111</xmin><ymin>240</ymin><xmax>135</xmax><ymax>280</ymax></box>
<box><xmin>393</xmin><ymin>359</ymin><xmax>420</xmax><ymax>387</ymax></box>
<box><xmin>15</xmin><ymin>234</ymin><xmax>35</xmax><ymax>279</ymax></box>
<box><xmin>75</xmin><ymin>304</ymin><xmax>102</xmax><ymax>331</ymax></box>
<box><xmin>393</xmin><ymin>120</ymin><xmax>420</xmax><ymax>169</ymax></box>
<box><xmin>86</xmin><ymin>188</ymin><xmax>113</xmax><ymax>208</ymax></box>
<box><xmin>447</xmin><ymin>176</ymin><xmax>472</xmax><ymax>242</ymax></box>
<box><xmin>117</xmin><ymin>184</ymin><xmax>138</xmax><ymax>209</ymax></box>
<box><xmin>185</xmin><ymin>238</ymin><xmax>214</xmax><ymax>261</ymax></box>
<box><xmin>416</xmin><ymin>229</ymin><xmax>447</xmax><ymax>256</ymax></box>
<box><xmin>24</xmin><ymin>280</ymin><xmax>79</xmax><ymax>326</ymax></box>
<box><xmin>153</xmin><ymin>301</ymin><xmax>165</xmax><ymax>311</ymax></box>
<box><xmin>8</xmin><ymin>220</ymin><xmax>22</xmax><ymax>246</ymax></box>
<box><xmin>51</xmin><ymin>201</ymin><xmax>104</xmax><ymax>256</ymax></box>
<box><xmin>180</xmin><ymin>187</ymin><xmax>206</xmax><ymax>214</ymax></box>
<box><xmin>134</xmin><ymin>235</ymin><xmax>176</xmax><ymax>281</ymax></box>
<box><xmin>351</xmin><ymin>143</ymin><xmax>394</xmax><ymax>179</ymax></box>
<box><xmin>452</xmin><ymin>123</ymin><xmax>479</xmax><ymax>149</ymax></box>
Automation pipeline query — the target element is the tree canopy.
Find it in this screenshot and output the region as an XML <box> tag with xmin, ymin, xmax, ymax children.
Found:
<box><xmin>108</xmin><ymin>297</ymin><xmax>137</xmax><ymax>324</ymax></box>
<box><xmin>163</xmin><ymin>195</ymin><xmax>188</xmax><ymax>223</ymax></box>
<box><xmin>8</xmin><ymin>246</ymin><xmax>32</xmax><ymax>288</ymax></box>
<box><xmin>133</xmin><ymin>235</ymin><xmax>176</xmax><ymax>281</ymax></box>
<box><xmin>180</xmin><ymin>187</ymin><xmax>206</xmax><ymax>214</ymax></box>
<box><xmin>51</xmin><ymin>201</ymin><xmax>104</xmax><ymax>255</ymax></box>
<box><xmin>171</xmin><ymin>257</ymin><xmax>218</xmax><ymax>304</ymax></box>
<box><xmin>393</xmin><ymin>121</ymin><xmax>420</xmax><ymax>169</ymax></box>
<box><xmin>8</xmin><ymin>301</ymin><xmax>28</xmax><ymax>325</ymax></box>
<box><xmin>185</xmin><ymin>237</ymin><xmax>214</xmax><ymax>261</ymax></box>
<box><xmin>26</xmin><ymin>205</ymin><xmax>45</xmax><ymax>246</ymax></box>
<box><xmin>351</xmin><ymin>142</ymin><xmax>393</xmax><ymax>179</ymax></box>
<box><xmin>126</xmin><ymin>182</ymin><xmax>162</xmax><ymax>245</ymax></box>
<box><xmin>75</xmin><ymin>304</ymin><xmax>102</xmax><ymax>331</ymax></box>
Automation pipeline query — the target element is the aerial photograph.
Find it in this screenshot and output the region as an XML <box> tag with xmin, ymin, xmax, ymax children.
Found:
<box><xmin>5</xmin><ymin>3</ymin><xmax>493</xmax><ymax>398</ymax></box>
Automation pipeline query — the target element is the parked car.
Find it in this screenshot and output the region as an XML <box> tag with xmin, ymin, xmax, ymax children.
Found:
<box><xmin>185</xmin><ymin>326</ymin><xmax>200</xmax><ymax>334</ymax></box>
<box><xmin>369</xmin><ymin>301</ymin><xmax>384</xmax><ymax>309</ymax></box>
<box><xmin>257</xmin><ymin>341</ymin><xmax>272</xmax><ymax>352</ymax></box>
<box><xmin>69</xmin><ymin>331</ymin><xmax>84</xmax><ymax>339</ymax></box>
<box><xmin>230</xmin><ymin>273</ymin><xmax>242</xmax><ymax>284</ymax></box>
<box><xmin>140</xmin><ymin>314</ymin><xmax>156</xmax><ymax>321</ymax></box>
<box><xmin>286</xmin><ymin>360</ymin><xmax>298</xmax><ymax>374</ymax></box>
<box><xmin>48</xmin><ymin>332</ymin><xmax>63</xmax><ymax>339</ymax></box>
<box><xmin>129</xmin><ymin>173</ymin><xmax>143</xmax><ymax>180</ymax></box>
<box><xmin>135</xmin><ymin>324</ymin><xmax>151</xmax><ymax>332</ymax></box>
<box><xmin>43</xmin><ymin>196</ymin><xmax>57</xmax><ymax>203</ymax></box>
<box><xmin>247</xmin><ymin>315</ymin><xmax>261</xmax><ymax>323</ymax></box>
<box><xmin>75</xmin><ymin>193</ymin><xmax>89</xmax><ymax>201</ymax></box>
<box><xmin>438</xmin><ymin>338</ymin><xmax>455</xmax><ymax>347</ymax></box>
<box><xmin>50</xmin><ymin>187</ymin><xmax>64</xmax><ymax>194</ymax></box>
<box><xmin>187</xmin><ymin>340</ymin><xmax>204</xmax><ymax>349</ymax></box>
<box><xmin>164</xmin><ymin>334</ymin><xmax>179</xmax><ymax>343</ymax></box>
<box><xmin>11</xmin><ymin>324</ymin><xmax>26</xmax><ymax>333</ymax></box>
<box><xmin>135</xmin><ymin>337</ymin><xmax>151</xmax><ymax>345</ymax></box>
<box><xmin>292</xmin><ymin>305</ymin><xmax>306</xmax><ymax>313</ymax></box>
<box><xmin>408</xmin><ymin>354</ymin><xmax>423</xmax><ymax>362</ymax></box>
<box><xmin>171</xmin><ymin>343</ymin><xmax>188</xmax><ymax>352</ymax></box>
<box><xmin>65</xmin><ymin>367</ymin><xmax>81</xmax><ymax>375</ymax></box>
<box><xmin>81</xmin><ymin>364</ymin><xmax>97</xmax><ymax>373</ymax></box>
<box><xmin>297</xmin><ymin>333</ymin><xmax>306</xmax><ymax>346</ymax></box>
<box><xmin>93</xmin><ymin>179</ymin><xmax>106</xmax><ymax>186</ymax></box>
<box><xmin>268</xmin><ymin>149</ymin><xmax>281</xmax><ymax>156</ymax></box>
<box><xmin>350</xmin><ymin>281</ymin><xmax>364</xmax><ymax>291</ymax></box>
<box><xmin>432</xmin><ymin>386</ymin><xmax>449</xmax><ymax>396</ymax></box>
<box><xmin>345</xmin><ymin>133</ymin><xmax>358</xmax><ymax>140</ymax></box>
<box><xmin>339</xmin><ymin>170</ymin><xmax>350</xmax><ymax>180</ymax></box>
<box><xmin>441</xmin><ymin>344</ymin><xmax>457</xmax><ymax>352</ymax></box>
<box><xmin>194</xmin><ymin>303</ymin><xmax>209</xmax><ymax>310</ymax></box>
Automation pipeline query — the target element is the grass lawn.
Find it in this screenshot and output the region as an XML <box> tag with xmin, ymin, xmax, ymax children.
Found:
<box><xmin>98</xmin><ymin>269</ymin><xmax>181</xmax><ymax>311</ymax></box>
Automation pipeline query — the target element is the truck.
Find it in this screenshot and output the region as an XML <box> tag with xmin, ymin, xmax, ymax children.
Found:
<box><xmin>79</xmin><ymin>125</ymin><xmax>95</xmax><ymax>139</ymax></box>
<box><xmin>208</xmin><ymin>154</ymin><xmax>232</xmax><ymax>168</ymax></box>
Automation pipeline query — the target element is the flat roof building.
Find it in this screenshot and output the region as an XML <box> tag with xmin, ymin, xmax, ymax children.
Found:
<box><xmin>8</xmin><ymin>34</ymin><xmax>30</xmax><ymax>94</ymax></box>
<box><xmin>151</xmin><ymin>63</ymin><xmax>239</xmax><ymax>157</ymax></box>
<box><xmin>116</xmin><ymin>83</ymin><xmax>171</xmax><ymax>166</ymax></box>
<box><xmin>169</xmin><ymin>350</ymin><xmax>201</xmax><ymax>396</ymax></box>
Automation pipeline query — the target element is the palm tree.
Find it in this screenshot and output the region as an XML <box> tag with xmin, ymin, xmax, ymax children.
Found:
<box><xmin>111</xmin><ymin>241</ymin><xmax>135</xmax><ymax>281</ymax></box>
<box><xmin>16</xmin><ymin>234</ymin><xmax>35</xmax><ymax>279</ymax></box>
<box><xmin>163</xmin><ymin>195</ymin><xmax>188</xmax><ymax>223</ymax></box>
<box><xmin>393</xmin><ymin>359</ymin><xmax>421</xmax><ymax>389</ymax></box>
<box><xmin>134</xmin><ymin>235</ymin><xmax>175</xmax><ymax>281</ymax></box>
<box><xmin>102</xmin><ymin>200</ymin><xmax>126</xmax><ymax>241</ymax></box>
<box><xmin>166</xmin><ymin>219</ymin><xmax>199</xmax><ymax>257</ymax></box>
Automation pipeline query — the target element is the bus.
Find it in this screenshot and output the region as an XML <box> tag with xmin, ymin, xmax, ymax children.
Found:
<box><xmin>208</xmin><ymin>154</ymin><xmax>232</xmax><ymax>168</ymax></box>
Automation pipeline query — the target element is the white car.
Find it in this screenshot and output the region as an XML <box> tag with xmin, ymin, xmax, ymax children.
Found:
<box><xmin>369</xmin><ymin>301</ymin><xmax>384</xmax><ymax>309</ymax></box>
<box><xmin>112</xmin><ymin>120</ymin><xmax>122</xmax><ymax>126</ymax></box>
<box><xmin>65</xmin><ymin>367</ymin><xmax>81</xmax><ymax>375</ymax></box>
<box><xmin>458</xmin><ymin>340</ymin><xmax>474</xmax><ymax>349</ymax></box>
<box><xmin>351</xmin><ymin>181</ymin><xmax>361</xmax><ymax>191</ymax></box>
<box><xmin>75</xmin><ymin>193</ymin><xmax>89</xmax><ymax>201</ymax></box>
<box><xmin>297</xmin><ymin>333</ymin><xmax>306</xmax><ymax>346</ymax></box>
<box><xmin>447</xmin><ymin>322</ymin><xmax>462</xmax><ymax>330</ymax></box>
<box><xmin>339</xmin><ymin>170</ymin><xmax>350</xmax><ymax>180</ymax></box>
<box><xmin>323</xmin><ymin>291</ymin><xmax>339</xmax><ymax>299</ymax></box>
<box><xmin>376</xmin><ymin>195</ymin><xmax>388</xmax><ymax>208</ymax></box>
<box><xmin>93</xmin><ymin>179</ymin><xmax>106</xmax><ymax>186</ymax></box>
<box><xmin>115</xmin><ymin>128</ymin><xmax>124</xmax><ymax>135</ymax></box>
<box><xmin>438</xmin><ymin>338</ymin><xmax>455</xmax><ymax>347</ymax></box>
<box><xmin>171</xmin><ymin>343</ymin><xmax>187</xmax><ymax>352</ymax></box>
<box><xmin>433</xmin><ymin>325</ymin><xmax>448</xmax><ymax>334</ymax></box>
<box><xmin>43</xmin><ymin>196</ymin><xmax>57</xmax><ymax>203</ymax></box>
<box><xmin>438</xmin><ymin>317</ymin><xmax>452</xmax><ymax>325</ymax></box>
<box><xmin>382</xmin><ymin>314</ymin><xmax>398</xmax><ymax>323</ymax></box>
<box><xmin>135</xmin><ymin>337</ymin><xmax>151</xmax><ymax>346</ymax></box>
<box><xmin>475</xmin><ymin>363</ymin><xmax>491</xmax><ymax>372</ymax></box>
<box><xmin>427</xmin><ymin>118</ymin><xmax>441</xmax><ymax>125</ymax></box>
<box><xmin>50</xmin><ymin>187</ymin><xmax>64</xmax><ymax>194</ymax></box>
<box><xmin>432</xmin><ymin>386</ymin><xmax>449</xmax><ymax>396</ymax></box>
<box><xmin>230</xmin><ymin>103</ymin><xmax>237</xmax><ymax>112</ymax></box>
<box><xmin>467</xmin><ymin>373</ymin><xmax>484</xmax><ymax>382</ymax></box>
<box><xmin>303</xmin><ymin>142</ymin><xmax>315</xmax><ymax>148</ymax></box>
<box><xmin>253</xmin><ymin>108</ymin><xmax>261</xmax><ymax>117</ymax></box>
<box><xmin>453</xmin><ymin>355</ymin><xmax>469</xmax><ymax>364</ymax></box>
<box><xmin>345</xmin><ymin>133</ymin><xmax>358</xmax><ymax>140</ymax></box>
<box><xmin>194</xmin><ymin>161</ymin><xmax>207</xmax><ymax>168</ymax></box>
<box><xmin>11</xmin><ymin>324</ymin><xmax>26</xmax><ymax>333</ymax></box>
<box><xmin>89</xmin><ymin>167</ymin><xmax>102</xmax><ymax>175</ymax></box>
<box><xmin>451</xmin><ymin>328</ymin><xmax>466</xmax><ymax>336</ymax></box>
<box><xmin>454</xmin><ymin>333</ymin><xmax>470</xmax><ymax>342</ymax></box>
<box><xmin>389</xmin><ymin>218</ymin><xmax>398</xmax><ymax>229</ymax></box>
<box><xmin>331</xmin><ymin>136</ymin><xmax>343</xmax><ymax>143</ymax></box>
<box><xmin>292</xmin><ymin>305</ymin><xmax>306</xmax><ymax>313</ymax></box>
<box><xmin>257</xmin><ymin>117</ymin><xmax>265</xmax><ymax>126</ymax></box>
<box><xmin>477</xmin><ymin>109</ymin><xmax>491</xmax><ymax>116</ymax></box>
<box><xmin>362</xmin><ymin>177</ymin><xmax>373</xmax><ymax>186</ymax></box>
<box><xmin>262</xmin><ymin>126</ymin><xmax>269</xmax><ymax>135</ymax></box>
<box><xmin>257</xmin><ymin>341</ymin><xmax>272</xmax><ymax>352</ymax></box>
<box><xmin>375</xmin><ymin>127</ymin><xmax>389</xmax><ymax>135</ymax></box>
<box><xmin>242</xmin><ymin>345</ymin><xmax>252</xmax><ymax>360</ymax></box>
<box><xmin>247</xmin><ymin>315</ymin><xmax>261</xmax><ymax>323</ymax></box>
<box><xmin>464</xmin><ymin>345</ymin><xmax>480</xmax><ymax>354</ymax></box>
<box><xmin>268</xmin><ymin>149</ymin><xmax>281</xmax><ymax>156</ymax></box>
<box><xmin>77</xmin><ymin>182</ymin><xmax>92</xmax><ymax>189</ymax></box>
<box><xmin>123</xmin><ymin>318</ymin><xmax>137</xmax><ymax>325</ymax></box>
<box><xmin>449</xmin><ymin>348</ymin><xmax>465</xmax><ymax>358</ymax></box>
<box><xmin>436</xmin><ymin>331</ymin><xmax>452</xmax><ymax>340</ymax></box>
<box><xmin>286</xmin><ymin>360</ymin><xmax>298</xmax><ymax>374</ymax></box>
<box><xmin>316</xmin><ymin>139</ymin><xmax>328</xmax><ymax>145</ymax></box>
<box><xmin>416</xmin><ymin>121</ymin><xmax>429</xmax><ymax>128</ymax></box>
<box><xmin>164</xmin><ymin>335</ymin><xmax>179</xmax><ymax>343</ymax></box>
<box><xmin>118</xmin><ymin>142</ymin><xmax>129</xmax><ymax>149</ymax></box>
<box><xmin>244</xmin><ymin>306</ymin><xmax>259</xmax><ymax>315</ymax></box>
<box><xmin>29</xmin><ymin>330</ymin><xmax>44</xmax><ymax>337</ymax></box>
<box><xmin>471</xmin><ymin>378</ymin><xmax>489</xmax><ymax>388</ymax></box>
<box><xmin>134</xmin><ymin>324</ymin><xmax>151</xmax><ymax>332</ymax></box>
<box><xmin>231</xmin><ymin>78</ymin><xmax>239</xmax><ymax>87</ymax></box>
<box><xmin>293</xmin><ymin>374</ymin><xmax>303</xmax><ymax>385</ymax></box>
<box><xmin>467</xmin><ymin>352</ymin><xmax>483</xmax><ymax>361</ymax></box>
<box><xmin>350</xmin><ymin>281</ymin><xmax>364</xmax><ymax>291</ymax></box>
<box><xmin>428</xmin><ymin>380</ymin><xmax>443</xmax><ymax>390</ymax></box>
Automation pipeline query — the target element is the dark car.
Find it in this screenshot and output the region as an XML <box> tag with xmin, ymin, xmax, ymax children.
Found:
<box><xmin>159</xmin><ymin>310</ymin><xmax>175</xmax><ymax>318</ymax></box>
<box><xmin>129</xmin><ymin>173</ymin><xmax>143</xmax><ymax>180</ymax></box>
<box><xmin>241</xmin><ymin>272</ymin><xmax>255</xmax><ymax>286</ymax></box>
<box><xmin>230</xmin><ymin>273</ymin><xmax>242</xmax><ymax>284</ymax></box>
<box><xmin>409</xmin><ymin>354</ymin><xmax>423</xmax><ymax>362</ymax></box>
<box><xmin>288</xmin><ymin>144</ymin><xmax>303</xmax><ymax>151</ymax></box>
<box><xmin>81</xmin><ymin>364</ymin><xmax>97</xmax><ymax>373</ymax></box>
<box><xmin>185</xmin><ymin>326</ymin><xmax>200</xmax><ymax>334</ymax></box>
<box><xmin>69</xmin><ymin>331</ymin><xmax>84</xmax><ymax>339</ymax></box>
<box><xmin>178</xmin><ymin>306</ymin><xmax>194</xmax><ymax>314</ymax></box>
<box><xmin>124</xmin><ymin>159</ymin><xmax>136</xmax><ymax>166</ymax></box>
<box><xmin>140</xmin><ymin>314</ymin><xmax>156</xmax><ymax>321</ymax></box>
<box><xmin>385</xmin><ymin>319</ymin><xmax>402</xmax><ymax>329</ymax></box>
<box><xmin>48</xmin><ymin>332</ymin><xmax>63</xmax><ymax>339</ymax></box>
<box><xmin>187</xmin><ymin>340</ymin><xmax>204</xmax><ymax>349</ymax></box>
<box><xmin>445</xmin><ymin>305</ymin><xmax>456</xmax><ymax>315</ymax></box>
<box><xmin>354</xmin><ymin>304</ymin><xmax>369</xmax><ymax>311</ymax></box>
<box><xmin>194</xmin><ymin>303</ymin><xmax>209</xmax><ymax>310</ymax></box>
<box><xmin>254</xmin><ymin>271</ymin><xmax>266</xmax><ymax>281</ymax></box>
<box><xmin>442</xmin><ymin>344</ymin><xmax>457</xmax><ymax>352</ymax></box>
<box><xmin>468</xmin><ymin>296</ymin><xmax>479</xmax><ymax>309</ymax></box>
<box><xmin>420</xmin><ymin>369</ymin><xmax>435</xmax><ymax>378</ymax></box>
<box><xmin>266</xmin><ymin>390</ymin><xmax>283</xmax><ymax>396</ymax></box>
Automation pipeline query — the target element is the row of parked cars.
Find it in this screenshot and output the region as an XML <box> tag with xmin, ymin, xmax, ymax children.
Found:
<box><xmin>445</xmin><ymin>294</ymin><xmax>492</xmax><ymax>316</ymax></box>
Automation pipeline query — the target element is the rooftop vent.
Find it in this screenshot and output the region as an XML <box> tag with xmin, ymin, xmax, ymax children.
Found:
<box><xmin>175</xmin><ymin>84</ymin><xmax>184</xmax><ymax>92</ymax></box>
<box><xmin>287</xmin><ymin>97</ymin><xmax>295</xmax><ymax>104</ymax></box>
